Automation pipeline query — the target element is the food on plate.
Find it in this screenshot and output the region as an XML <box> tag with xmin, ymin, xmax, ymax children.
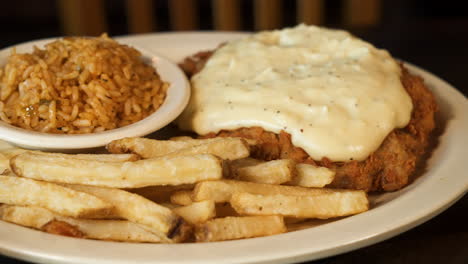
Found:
<box><xmin>0</xmin><ymin>34</ymin><xmax>168</xmax><ymax>134</ymax></box>
<box><xmin>43</xmin><ymin>152</ymin><xmax>140</xmax><ymax>162</ymax></box>
<box><xmin>62</xmin><ymin>184</ymin><xmax>185</xmax><ymax>242</ymax></box>
<box><xmin>178</xmin><ymin>24</ymin><xmax>437</xmax><ymax>192</ymax></box>
<box><xmin>0</xmin><ymin>176</ymin><xmax>112</xmax><ymax>218</ymax></box>
<box><xmin>172</xmin><ymin>200</ymin><xmax>216</xmax><ymax>225</ymax></box>
<box><xmin>8</xmin><ymin>149</ymin><xmax>139</xmax><ymax>162</ymax></box>
<box><xmin>107</xmin><ymin>137</ymin><xmax>252</xmax><ymax>160</ymax></box>
<box><xmin>192</xmin><ymin>179</ymin><xmax>352</xmax><ymax>203</ymax></box>
<box><xmin>228</xmin><ymin>159</ymin><xmax>295</xmax><ymax>184</ymax></box>
<box><xmin>170</xmin><ymin>190</ymin><xmax>194</xmax><ymax>206</ymax></box>
<box><xmin>227</xmin><ymin>158</ymin><xmax>335</xmax><ymax>187</ymax></box>
<box><xmin>0</xmin><ymin>135</ymin><xmax>369</xmax><ymax>243</ymax></box>
<box><xmin>287</xmin><ymin>163</ymin><xmax>335</xmax><ymax>188</ymax></box>
<box><xmin>6</xmin><ymin>25</ymin><xmax>423</xmax><ymax>242</ymax></box>
<box><xmin>194</xmin><ymin>215</ymin><xmax>286</xmax><ymax>242</ymax></box>
<box><xmin>0</xmin><ymin>205</ymin><xmax>166</xmax><ymax>242</ymax></box>
<box><xmin>10</xmin><ymin>151</ymin><xmax>223</xmax><ymax>188</ymax></box>
<box><xmin>0</xmin><ymin>148</ymin><xmax>138</xmax><ymax>175</ymax></box>
<box><xmin>230</xmin><ymin>192</ymin><xmax>369</xmax><ymax>219</ymax></box>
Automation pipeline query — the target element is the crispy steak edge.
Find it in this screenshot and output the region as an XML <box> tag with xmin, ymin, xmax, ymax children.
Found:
<box><xmin>179</xmin><ymin>51</ymin><xmax>438</xmax><ymax>192</ymax></box>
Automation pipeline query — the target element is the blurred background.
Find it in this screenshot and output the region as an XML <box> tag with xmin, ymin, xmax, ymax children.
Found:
<box><xmin>0</xmin><ymin>0</ymin><xmax>467</xmax><ymax>96</ymax></box>
<box><xmin>0</xmin><ymin>0</ymin><xmax>466</xmax><ymax>263</ymax></box>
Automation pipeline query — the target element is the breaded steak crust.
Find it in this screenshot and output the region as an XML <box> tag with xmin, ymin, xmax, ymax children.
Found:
<box><xmin>180</xmin><ymin>52</ymin><xmax>438</xmax><ymax>192</ymax></box>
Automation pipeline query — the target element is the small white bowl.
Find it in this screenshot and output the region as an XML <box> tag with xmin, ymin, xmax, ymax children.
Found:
<box><xmin>0</xmin><ymin>39</ymin><xmax>190</xmax><ymax>151</ymax></box>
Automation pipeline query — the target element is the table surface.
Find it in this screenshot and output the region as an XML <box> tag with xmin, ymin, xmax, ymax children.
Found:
<box><xmin>1</xmin><ymin>19</ymin><xmax>468</xmax><ymax>264</ymax></box>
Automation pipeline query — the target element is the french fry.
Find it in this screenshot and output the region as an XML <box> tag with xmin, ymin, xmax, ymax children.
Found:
<box><xmin>0</xmin><ymin>205</ymin><xmax>164</xmax><ymax>242</ymax></box>
<box><xmin>0</xmin><ymin>176</ymin><xmax>112</xmax><ymax>218</ymax></box>
<box><xmin>173</xmin><ymin>200</ymin><xmax>215</xmax><ymax>225</ymax></box>
<box><xmin>230</xmin><ymin>159</ymin><xmax>296</xmax><ymax>184</ymax></box>
<box><xmin>170</xmin><ymin>190</ymin><xmax>193</xmax><ymax>206</ymax></box>
<box><xmin>107</xmin><ymin>137</ymin><xmax>205</xmax><ymax>156</ymax></box>
<box><xmin>166</xmin><ymin>141</ymin><xmax>249</xmax><ymax>160</ymax></box>
<box><xmin>42</xmin><ymin>220</ymin><xmax>85</xmax><ymax>238</ymax></box>
<box><xmin>107</xmin><ymin>137</ymin><xmax>251</xmax><ymax>160</ymax></box>
<box><xmin>192</xmin><ymin>180</ymin><xmax>337</xmax><ymax>203</ymax></box>
<box><xmin>195</xmin><ymin>216</ymin><xmax>286</xmax><ymax>242</ymax></box>
<box><xmin>0</xmin><ymin>147</ymin><xmax>28</xmax><ymax>175</ymax></box>
<box><xmin>11</xmin><ymin>152</ymin><xmax>222</xmax><ymax>188</ymax></box>
<box><xmin>0</xmin><ymin>148</ymin><xmax>138</xmax><ymax>175</ymax></box>
<box><xmin>288</xmin><ymin>164</ymin><xmax>335</xmax><ymax>188</ymax></box>
<box><xmin>2</xmin><ymin>148</ymin><xmax>139</xmax><ymax>163</ymax></box>
<box><xmin>128</xmin><ymin>185</ymin><xmax>194</xmax><ymax>203</ymax></box>
<box><xmin>55</xmin><ymin>153</ymin><xmax>140</xmax><ymax>162</ymax></box>
<box><xmin>230</xmin><ymin>192</ymin><xmax>369</xmax><ymax>219</ymax></box>
<box><xmin>63</xmin><ymin>184</ymin><xmax>184</xmax><ymax>241</ymax></box>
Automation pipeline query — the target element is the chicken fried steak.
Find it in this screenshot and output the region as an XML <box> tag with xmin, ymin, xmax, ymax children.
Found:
<box><xmin>181</xmin><ymin>51</ymin><xmax>436</xmax><ymax>192</ymax></box>
<box><xmin>179</xmin><ymin>27</ymin><xmax>437</xmax><ymax>192</ymax></box>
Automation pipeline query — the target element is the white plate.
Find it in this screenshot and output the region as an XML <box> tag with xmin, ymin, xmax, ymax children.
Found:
<box><xmin>0</xmin><ymin>33</ymin><xmax>467</xmax><ymax>264</ymax></box>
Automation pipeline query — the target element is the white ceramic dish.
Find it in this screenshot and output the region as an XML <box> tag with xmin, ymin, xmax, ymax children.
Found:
<box><xmin>0</xmin><ymin>33</ymin><xmax>467</xmax><ymax>264</ymax></box>
<box><xmin>0</xmin><ymin>39</ymin><xmax>190</xmax><ymax>151</ymax></box>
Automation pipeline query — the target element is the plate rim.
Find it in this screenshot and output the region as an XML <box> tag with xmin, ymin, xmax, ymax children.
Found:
<box><xmin>0</xmin><ymin>32</ymin><xmax>467</xmax><ymax>264</ymax></box>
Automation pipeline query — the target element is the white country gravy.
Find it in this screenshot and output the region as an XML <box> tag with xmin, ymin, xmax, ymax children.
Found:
<box><xmin>177</xmin><ymin>25</ymin><xmax>413</xmax><ymax>162</ymax></box>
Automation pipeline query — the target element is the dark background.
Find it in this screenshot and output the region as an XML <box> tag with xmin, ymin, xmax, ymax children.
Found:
<box><xmin>1</xmin><ymin>0</ymin><xmax>467</xmax><ymax>263</ymax></box>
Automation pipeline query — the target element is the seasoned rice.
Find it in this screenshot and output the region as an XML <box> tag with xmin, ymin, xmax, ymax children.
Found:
<box><xmin>0</xmin><ymin>34</ymin><xmax>168</xmax><ymax>134</ymax></box>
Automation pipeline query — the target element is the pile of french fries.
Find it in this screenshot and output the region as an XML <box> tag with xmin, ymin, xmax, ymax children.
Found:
<box><xmin>0</xmin><ymin>136</ymin><xmax>369</xmax><ymax>243</ymax></box>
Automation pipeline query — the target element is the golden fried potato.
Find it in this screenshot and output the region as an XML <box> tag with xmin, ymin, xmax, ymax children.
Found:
<box><xmin>287</xmin><ymin>164</ymin><xmax>335</xmax><ymax>188</ymax></box>
<box><xmin>230</xmin><ymin>159</ymin><xmax>296</xmax><ymax>184</ymax></box>
<box><xmin>11</xmin><ymin>152</ymin><xmax>222</xmax><ymax>188</ymax></box>
<box><xmin>0</xmin><ymin>205</ymin><xmax>165</xmax><ymax>243</ymax></box>
<box><xmin>63</xmin><ymin>184</ymin><xmax>184</xmax><ymax>241</ymax></box>
<box><xmin>170</xmin><ymin>190</ymin><xmax>193</xmax><ymax>206</ymax></box>
<box><xmin>195</xmin><ymin>216</ymin><xmax>286</xmax><ymax>242</ymax></box>
<box><xmin>0</xmin><ymin>176</ymin><xmax>112</xmax><ymax>218</ymax></box>
<box><xmin>173</xmin><ymin>200</ymin><xmax>215</xmax><ymax>225</ymax></box>
<box><xmin>230</xmin><ymin>192</ymin><xmax>369</xmax><ymax>219</ymax></box>
<box><xmin>193</xmin><ymin>179</ymin><xmax>338</xmax><ymax>203</ymax></box>
<box><xmin>107</xmin><ymin>137</ymin><xmax>251</xmax><ymax>160</ymax></box>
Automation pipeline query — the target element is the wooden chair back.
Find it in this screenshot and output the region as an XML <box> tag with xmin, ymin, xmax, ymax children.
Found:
<box><xmin>57</xmin><ymin>0</ymin><xmax>381</xmax><ymax>35</ymax></box>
